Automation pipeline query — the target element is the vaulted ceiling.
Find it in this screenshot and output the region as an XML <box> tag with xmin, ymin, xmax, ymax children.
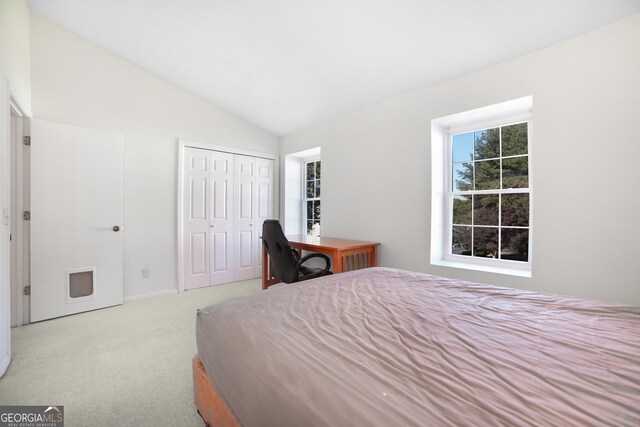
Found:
<box><xmin>28</xmin><ymin>0</ymin><xmax>640</xmax><ymax>136</ymax></box>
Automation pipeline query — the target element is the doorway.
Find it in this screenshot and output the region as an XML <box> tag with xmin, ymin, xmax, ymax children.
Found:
<box><xmin>9</xmin><ymin>95</ymin><xmax>29</xmax><ymax>327</ymax></box>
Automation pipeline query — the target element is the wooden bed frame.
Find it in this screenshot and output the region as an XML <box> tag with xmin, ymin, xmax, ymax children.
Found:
<box><xmin>192</xmin><ymin>355</ymin><xmax>241</xmax><ymax>427</ymax></box>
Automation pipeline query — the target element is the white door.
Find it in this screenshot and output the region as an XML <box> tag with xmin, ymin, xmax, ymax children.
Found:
<box><xmin>234</xmin><ymin>155</ymin><xmax>256</xmax><ymax>281</ymax></box>
<box><xmin>182</xmin><ymin>147</ymin><xmax>210</xmax><ymax>289</ymax></box>
<box><xmin>182</xmin><ymin>149</ymin><xmax>274</xmax><ymax>288</ymax></box>
<box><xmin>253</xmin><ymin>158</ymin><xmax>274</xmax><ymax>278</ymax></box>
<box><xmin>30</xmin><ymin>119</ymin><xmax>124</xmax><ymax>322</ymax></box>
<box><xmin>233</xmin><ymin>155</ymin><xmax>274</xmax><ymax>280</ymax></box>
<box><xmin>183</xmin><ymin>148</ymin><xmax>235</xmax><ymax>289</ymax></box>
<box><xmin>209</xmin><ymin>151</ymin><xmax>235</xmax><ymax>285</ymax></box>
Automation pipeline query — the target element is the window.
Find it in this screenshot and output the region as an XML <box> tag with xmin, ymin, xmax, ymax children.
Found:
<box><xmin>431</xmin><ymin>96</ymin><xmax>532</xmax><ymax>276</ymax></box>
<box><xmin>284</xmin><ymin>147</ymin><xmax>321</xmax><ymax>236</ymax></box>
<box><xmin>304</xmin><ymin>160</ymin><xmax>321</xmax><ymax>236</ymax></box>
<box><xmin>449</xmin><ymin>122</ymin><xmax>530</xmax><ymax>261</ymax></box>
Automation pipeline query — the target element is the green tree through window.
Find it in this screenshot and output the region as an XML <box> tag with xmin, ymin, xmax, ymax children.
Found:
<box><xmin>450</xmin><ymin>122</ymin><xmax>529</xmax><ymax>262</ymax></box>
<box><xmin>305</xmin><ymin>160</ymin><xmax>321</xmax><ymax>236</ymax></box>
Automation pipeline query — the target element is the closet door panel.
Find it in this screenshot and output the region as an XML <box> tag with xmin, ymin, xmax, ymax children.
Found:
<box><xmin>183</xmin><ymin>148</ymin><xmax>211</xmax><ymax>289</ymax></box>
<box><xmin>209</xmin><ymin>151</ymin><xmax>234</xmax><ymax>285</ymax></box>
<box><xmin>253</xmin><ymin>158</ymin><xmax>274</xmax><ymax>278</ymax></box>
<box><xmin>211</xmin><ymin>231</ymin><xmax>228</xmax><ymax>272</ymax></box>
<box><xmin>239</xmin><ymin>231</ymin><xmax>253</xmax><ymax>268</ymax></box>
<box><xmin>234</xmin><ymin>155</ymin><xmax>257</xmax><ymax>281</ymax></box>
<box><xmin>238</xmin><ymin>182</ymin><xmax>253</xmax><ymax>219</ymax></box>
<box><xmin>190</xmin><ymin>233</ymin><xmax>207</xmax><ymax>274</ymax></box>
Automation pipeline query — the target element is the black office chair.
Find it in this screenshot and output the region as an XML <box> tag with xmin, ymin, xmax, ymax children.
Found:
<box><xmin>262</xmin><ymin>220</ymin><xmax>332</xmax><ymax>284</ymax></box>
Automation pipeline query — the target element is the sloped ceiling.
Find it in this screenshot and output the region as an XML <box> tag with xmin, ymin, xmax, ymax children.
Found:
<box><xmin>28</xmin><ymin>0</ymin><xmax>640</xmax><ymax>136</ymax></box>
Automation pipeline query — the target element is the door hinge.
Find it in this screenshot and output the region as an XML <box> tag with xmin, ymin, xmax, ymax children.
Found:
<box><xmin>23</xmin><ymin>211</ymin><xmax>31</xmax><ymax>221</ymax></box>
<box><xmin>23</xmin><ymin>285</ymin><xmax>31</xmax><ymax>296</ymax></box>
<box><xmin>23</xmin><ymin>136</ymin><xmax>31</xmax><ymax>146</ymax></box>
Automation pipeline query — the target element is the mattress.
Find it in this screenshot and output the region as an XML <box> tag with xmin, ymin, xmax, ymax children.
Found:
<box><xmin>195</xmin><ymin>267</ymin><xmax>640</xmax><ymax>426</ymax></box>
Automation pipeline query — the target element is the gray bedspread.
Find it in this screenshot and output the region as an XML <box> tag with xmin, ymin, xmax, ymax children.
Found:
<box><xmin>196</xmin><ymin>267</ymin><xmax>640</xmax><ymax>426</ymax></box>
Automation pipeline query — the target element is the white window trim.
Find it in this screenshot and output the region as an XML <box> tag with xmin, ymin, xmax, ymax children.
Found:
<box><xmin>302</xmin><ymin>156</ymin><xmax>321</xmax><ymax>236</ymax></box>
<box><xmin>430</xmin><ymin>96</ymin><xmax>533</xmax><ymax>278</ymax></box>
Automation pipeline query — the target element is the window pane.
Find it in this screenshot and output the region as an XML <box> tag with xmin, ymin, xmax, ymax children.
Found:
<box><xmin>502</xmin><ymin>157</ymin><xmax>528</xmax><ymax>189</ymax></box>
<box><xmin>306</xmin><ymin>162</ymin><xmax>315</xmax><ymax>181</ymax></box>
<box><xmin>307</xmin><ymin>200</ymin><xmax>314</xmax><ymax>220</ymax></box>
<box><xmin>306</xmin><ymin>180</ymin><xmax>315</xmax><ymax>198</ymax></box>
<box><xmin>474</xmin><ymin>194</ymin><xmax>499</xmax><ymax>225</ymax></box>
<box><xmin>307</xmin><ymin>220</ymin><xmax>314</xmax><ymax>235</ymax></box>
<box><xmin>452</xmin><ymin>226</ymin><xmax>472</xmax><ymax>256</ymax></box>
<box><xmin>502</xmin><ymin>193</ymin><xmax>529</xmax><ymax>227</ymax></box>
<box><xmin>315</xmin><ymin>180</ymin><xmax>321</xmax><ymax>197</ymax></box>
<box><xmin>502</xmin><ymin>123</ymin><xmax>528</xmax><ymax>157</ymax></box>
<box><xmin>452</xmin><ymin>195</ymin><xmax>471</xmax><ymax>225</ymax></box>
<box><xmin>474</xmin><ymin>128</ymin><xmax>499</xmax><ymax>160</ymax></box>
<box><xmin>501</xmin><ymin>228</ymin><xmax>529</xmax><ymax>262</ymax></box>
<box><xmin>475</xmin><ymin>160</ymin><xmax>500</xmax><ymax>190</ymax></box>
<box><xmin>473</xmin><ymin>227</ymin><xmax>498</xmax><ymax>258</ymax></box>
<box><xmin>314</xmin><ymin>200</ymin><xmax>321</xmax><ymax>220</ymax></box>
<box><xmin>452</xmin><ymin>133</ymin><xmax>473</xmax><ymax>163</ymax></box>
<box><xmin>316</xmin><ymin>161</ymin><xmax>321</xmax><ymax>179</ymax></box>
<box><xmin>452</xmin><ymin>163</ymin><xmax>473</xmax><ymax>191</ymax></box>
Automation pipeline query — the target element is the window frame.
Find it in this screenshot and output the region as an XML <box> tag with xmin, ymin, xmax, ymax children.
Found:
<box><xmin>443</xmin><ymin>113</ymin><xmax>533</xmax><ymax>273</ymax></box>
<box><xmin>302</xmin><ymin>157</ymin><xmax>321</xmax><ymax>236</ymax></box>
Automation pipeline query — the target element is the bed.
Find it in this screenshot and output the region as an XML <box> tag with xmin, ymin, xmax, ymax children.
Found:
<box><xmin>194</xmin><ymin>267</ymin><xmax>640</xmax><ymax>426</ymax></box>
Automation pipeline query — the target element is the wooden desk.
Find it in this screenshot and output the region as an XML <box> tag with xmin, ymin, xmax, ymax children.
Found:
<box><xmin>262</xmin><ymin>235</ymin><xmax>380</xmax><ymax>289</ymax></box>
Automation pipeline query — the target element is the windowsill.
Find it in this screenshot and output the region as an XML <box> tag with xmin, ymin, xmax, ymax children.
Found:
<box><xmin>431</xmin><ymin>258</ymin><xmax>532</xmax><ymax>278</ymax></box>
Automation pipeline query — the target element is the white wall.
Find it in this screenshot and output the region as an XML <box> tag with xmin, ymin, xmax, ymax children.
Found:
<box><xmin>0</xmin><ymin>0</ymin><xmax>31</xmax><ymax>376</ymax></box>
<box><xmin>0</xmin><ymin>0</ymin><xmax>32</xmax><ymax>113</ymax></box>
<box><xmin>284</xmin><ymin>156</ymin><xmax>303</xmax><ymax>235</ymax></box>
<box><xmin>30</xmin><ymin>13</ymin><xmax>279</xmax><ymax>299</ymax></box>
<box><xmin>281</xmin><ymin>14</ymin><xmax>640</xmax><ymax>305</ymax></box>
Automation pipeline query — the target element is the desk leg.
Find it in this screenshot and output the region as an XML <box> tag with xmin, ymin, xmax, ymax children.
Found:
<box><xmin>262</xmin><ymin>245</ymin><xmax>268</xmax><ymax>290</ymax></box>
<box><xmin>333</xmin><ymin>250</ymin><xmax>343</xmax><ymax>273</ymax></box>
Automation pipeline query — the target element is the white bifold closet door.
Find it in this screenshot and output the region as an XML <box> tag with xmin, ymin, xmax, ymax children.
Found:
<box><xmin>183</xmin><ymin>148</ymin><xmax>273</xmax><ymax>290</ymax></box>
<box><xmin>234</xmin><ymin>154</ymin><xmax>273</xmax><ymax>281</ymax></box>
<box><xmin>183</xmin><ymin>148</ymin><xmax>235</xmax><ymax>289</ymax></box>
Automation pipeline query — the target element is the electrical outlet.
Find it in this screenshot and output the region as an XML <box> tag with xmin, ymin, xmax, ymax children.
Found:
<box><xmin>142</xmin><ymin>268</ymin><xmax>150</xmax><ymax>278</ymax></box>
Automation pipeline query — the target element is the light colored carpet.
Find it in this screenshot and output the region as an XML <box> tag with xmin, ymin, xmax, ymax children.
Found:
<box><xmin>0</xmin><ymin>279</ymin><xmax>261</xmax><ymax>426</ymax></box>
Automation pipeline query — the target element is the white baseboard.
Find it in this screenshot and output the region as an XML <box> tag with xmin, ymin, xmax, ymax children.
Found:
<box><xmin>124</xmin><ymin>289</ymin><xmax>179</xmax><ymax>303</ymax></box>
<box><xmin>0</xmin><ymin>353</ymin><xmax>10</xmax><ymax>378</ymax></box>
